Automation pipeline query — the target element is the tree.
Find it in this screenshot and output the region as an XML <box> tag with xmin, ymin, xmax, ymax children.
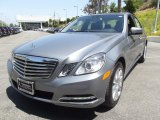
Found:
<box><xmin>124</xmin><ymin>0</ymin><xmax>136</xmax><ymax>13</ymax></box>
<box><xmin>48</xmin><ymin>19</ymin><xmax>53</xmax><ymax>27</ymax></box>
<box><xmin>70</xmin><ymin>17</ymin><xmax>76</xmax><ymax>21</ymax></box>
<box><xmin>43</xmin><ymin>22</ymin><xmax>48</xmax><ymax>27</ymax></box>
<box><xmin>151</xmin><ymin>0</ymin><xmax>158</xmax><ymax>7</ymax></box>
<box><xmin>10</xmin><ymin>23</ymin><xmax>14</xmax><ymax>27</ymax></box>
<box><xmin>101</xmin><ymin>0</ymin><xmax>109</xmax><ymax>13</ymax></box>
<box><xmin>126</xmin><ymin>0</ymin><xmax>144</xmax><ymax>10</ymax></box>
<box><xmin>0</xmin><ymin>20</ymin><xmax>7</xmax><ymax>27</ymax></box>
<box><xmin>110</xmin><ymin>2</ymin><xmax>117</xmax><ymax>12</ymax></box>
<box><xmin>67</xmin><ymin>18</ymin><xmax>71</xmax><ymax>23</ymax></box>
<box><xmin>97</xmin><ymin>0</ymin><xmax>106</xmax><ymax>13</ymax></box>
<box><xmin>83</xmin><ymin>0</ymin><xmax>107</xmax><ymax>14</ymax></box>
<box><xmin>83</xmin><ymin>0</ymin><xmax>98</xmax><ymax>14</ymax></box>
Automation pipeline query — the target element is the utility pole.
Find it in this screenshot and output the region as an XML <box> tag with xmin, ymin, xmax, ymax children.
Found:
<box><xmin>118</xmin><ymin>0</ymin><xmax>121</xmax><ymax>12</ymax></box>
<box><xmin>153</xmin><ymin>0</ymin><xmax>160</xmax><ymax>33</ymax></box>
<box><xmin>54</xmin><ymin>11</ymin><xmax>55</xmax><ymax>26</ymax></box>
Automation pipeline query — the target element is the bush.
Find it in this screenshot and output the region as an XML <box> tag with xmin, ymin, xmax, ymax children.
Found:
<box><xmin>135</xmin><ymin>9</ymin><xmax>160</xmax><ymax>36</ymax></box>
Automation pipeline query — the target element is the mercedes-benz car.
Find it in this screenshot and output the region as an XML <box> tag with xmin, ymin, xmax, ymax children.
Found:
<box><xmin>7</xmin><ymin>13</ymin><xmax>147</xmax><ymax>108</ymax></box>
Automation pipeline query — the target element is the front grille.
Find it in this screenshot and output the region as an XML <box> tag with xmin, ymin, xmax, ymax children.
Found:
<box><xmin>13</xmin><ymin>54</ymin><xmax>58</xmax><ymax>79</ymax></box>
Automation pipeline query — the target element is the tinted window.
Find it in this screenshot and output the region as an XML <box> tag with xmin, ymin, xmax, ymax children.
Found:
<box><xmin>133</xmin><ymin>16</ymin><xmax>142</xmax><ymax>28</ymax></box>
<box><xmin>62</xmin><ymin>15</ymin><xmax>124</xmax><ymax>33</ymax></box>
<box><xmin>128</xmin><ymin>15</ymin><xmax>136</xmax><ymax>32</ymax></box>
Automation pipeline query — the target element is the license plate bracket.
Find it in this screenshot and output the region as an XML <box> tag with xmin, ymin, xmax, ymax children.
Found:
<box><xmin>17</xmin><ymin>78</ymin><xmax>35</xmax><ymax>95</ymax></box>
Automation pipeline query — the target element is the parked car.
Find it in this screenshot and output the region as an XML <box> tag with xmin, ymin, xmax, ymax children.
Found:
<box><xmin>0</xmin><ymin>27</ymin><xmax>7</xmax><ymax>36</ymax></box>
<box><xmin>42</xmin><ymin>28</ymin><xmax>49</xmax><ymax>32</ymax></box>
<box><xmin>7</xmin><ymin>13</ymin><xmax>147</xmax><ymax>108</ymax></box>
<box><xmin>47</xmin><ymin>27</ymin><xmax>55</xmax><ymax>33</ymax></box>
<box><xmin>3</xmin><ymin>27</ymin><xmax>11</xmax><ymax>35</ymax></box>
<box><xmin>0</xmin><ymin>29</ymin><xmax>2</xmax><ymax>37</ymax></box>
<box><xmin>9</xmin><ymin>27</ymin><xmax>16</xmax><ymax>34</ymax></box>
<box><xmin>47</xmin><ymin>27</ymin><xmax>61</xmax><ymax>33</ymax></box>
<box><xmin>54</xmin><ymin>27</ymin><xmax>61</xmax><ymax>33</ymax></box>
<box><xmin>13</xmin><ymin>27</ymin><xmax>21</xmax><ymax>34</ymax></box>
<box><xmin>8</xmin><ymin>27</ymin><xmax>13</xmax><ymax>34</ymax></box>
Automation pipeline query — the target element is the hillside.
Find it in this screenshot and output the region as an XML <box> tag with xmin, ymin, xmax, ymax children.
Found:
<box><xmin>135</xmin><ymin>9</ymin><xmax>160</xmax><ymax>36</ymax></box>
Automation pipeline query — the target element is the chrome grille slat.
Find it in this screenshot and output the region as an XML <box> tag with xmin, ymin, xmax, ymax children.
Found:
<box><xmin>15</xmin><ymin>59</ymin><xmax>56</xmax><ymax>67</ymax></box>
<box><xmin>14</xmin><ymin>63</ymin><xmax>51</xmax><ymax>73</ymax></box>
<box><xmin>23</xmin><ymin>72</ymin><xmax>51</xmax><ymax>76</ymax></box>
<box><xmin>14</xmin><ymin>59</ymin><xmax>25</xmax><ymax>65</ymax></box>
<box><xmin>13</xmin><ymin>54</ymin><xmax>58</xmax><ymax>79</ymax></box>
<box><xmin>25</xmin><ymin>62</ymin><xmax>56</xmax><ymax>67</ymax></box>
<box><xmin>14</xmin><ymin>60</ymin><xmax>25</xmax><ymax>67</ymax></box>
<box><xmin>21</xmin><ymin>68</ymin><xmax>51</xmax><ymax>73</ymax></box>
<box><xmin>15</xmin><ymin>62</ymin><xmax>54</xmax><ymax>70</ymax></box>
<box><xmin>14</xmin><ymin>63</ymin><xmax>25</xmax><ymax>71</ymax></box>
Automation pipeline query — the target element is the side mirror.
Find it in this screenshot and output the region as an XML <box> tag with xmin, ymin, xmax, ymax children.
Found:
<box><xmin>130</xmin><ymin>27</ymin><xmax>143</xmax><ymax>35</ymax></box>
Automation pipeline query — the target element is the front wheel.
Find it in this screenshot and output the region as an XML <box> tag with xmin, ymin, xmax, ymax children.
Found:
<box><xmin>102</xmin><ymin>62</ymin><xmax>124</xmax><ymax>108</ymax></box>
<box><xmin>138</xmin><ymin>44</ymin><xmax>147</xmax><ymax>63</ymax></box>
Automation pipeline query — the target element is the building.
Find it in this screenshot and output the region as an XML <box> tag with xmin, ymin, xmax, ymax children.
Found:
<box><xmin>16</xmin><ymin>15</ymin><xmax>52</xmax><ymax>30</ymax></box>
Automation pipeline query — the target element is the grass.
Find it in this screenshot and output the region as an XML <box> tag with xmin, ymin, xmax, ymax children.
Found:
<box><xmin>135</xmin><ymin>9</ymin><xmax>160</xmax><ymax>36</ymax></box>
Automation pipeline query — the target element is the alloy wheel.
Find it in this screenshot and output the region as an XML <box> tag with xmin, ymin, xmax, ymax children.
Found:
<box><xmin>112</xmin><ymin>67</ymin><xmax>124</xmax><ymax>101</ymax></box>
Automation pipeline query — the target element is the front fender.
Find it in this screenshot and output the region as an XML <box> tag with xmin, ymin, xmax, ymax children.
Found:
<box><xmin>106</xmin><ymin>39</ymin><xmax>126</xmax><ymax>63</ymax></box>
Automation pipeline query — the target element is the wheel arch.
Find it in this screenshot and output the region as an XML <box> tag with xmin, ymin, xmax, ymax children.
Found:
<box><xmin>115</xmin><ymin>57</ymin><xmax>126</xmax><ymax>73</ymax></box>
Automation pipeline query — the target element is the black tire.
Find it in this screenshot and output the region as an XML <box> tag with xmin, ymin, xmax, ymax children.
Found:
<box><xmin>102</xmin><ymin>62</ymin><xmax>124</xmax><ymax>108</ymax></box>
<box><xmin>138</xmin><ymin>44</ymin><xmax>147</xmax><ymax>63</ymax></box>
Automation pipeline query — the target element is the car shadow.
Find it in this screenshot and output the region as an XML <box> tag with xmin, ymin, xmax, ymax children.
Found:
<box><xmin>6</xmin><ymin>86</ymin><xmax>111</xmax><ymax>120</ymax></box>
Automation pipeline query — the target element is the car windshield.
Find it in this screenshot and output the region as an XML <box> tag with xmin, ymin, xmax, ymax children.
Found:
<box><xmin>61</xmin><ymin>14</ymin><xmax>124</xmax><ymax>33</ymax></box>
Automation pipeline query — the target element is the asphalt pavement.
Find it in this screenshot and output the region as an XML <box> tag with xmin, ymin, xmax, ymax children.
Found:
<box><xmin>0</xmin><ymin>31</ymin><xmax>160</xmax><ymax>120</ymax></box>
<box><xmin>148</xmin><ymin>36</ymin><xmax>160</xmax><ymax>43</ymax></box>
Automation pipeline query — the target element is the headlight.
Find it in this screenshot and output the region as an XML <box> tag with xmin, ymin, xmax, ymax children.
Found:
<box><xmin>75</xmin><ymin>53</ymin><xmax>106</xmax><ymax>75</ymax></box>
<box><xmin>59</xmin><ymin>63</ymin><xmax>77</xmax><ymax>77</ymax></box>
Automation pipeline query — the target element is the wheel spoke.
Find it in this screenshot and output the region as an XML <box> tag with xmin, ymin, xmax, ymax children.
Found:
<box><xmin>112</xmin><ymin>67</ymin><xmax>124</xmax><ymax>101</ymax></box>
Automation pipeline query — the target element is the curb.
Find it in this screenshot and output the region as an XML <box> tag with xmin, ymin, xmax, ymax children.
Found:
<box><xmin>147</xmin><ymin>36</ymin><xmax>160</xmax><ymax>43</ymax></box>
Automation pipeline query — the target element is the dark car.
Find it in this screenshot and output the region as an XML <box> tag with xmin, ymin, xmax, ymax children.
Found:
<box><xmin>14</xmin><ymin>27</ymin><xmax>21</xmax><ymax>33</ymax></box>
<box><xmin>10</xmin><ymin>27</ymin><xmax>17</xmax><ymax>34</ymax></box>
<box><xmin>0</xmin><ymin>29</ymin><xmax>2</xmax><ymax>37</ymax></box>
<box><xmin>0</xmin><ymin>27</ymin><xmax>7</xmax><ymax>36</ymax></box>
<box><xmin>54</xmin><ymin>27</ymin><xmax>61</xmax><ymax>33</ymax></box>
<box><xmin>8</xmin><ymin>27</ymin><xmax>13</xmax><ymax>34</ymax></box>
<box><xmin>3</xmin><ymin>27</ymin><xmax>11</xmax><ymax>35</ymax></box>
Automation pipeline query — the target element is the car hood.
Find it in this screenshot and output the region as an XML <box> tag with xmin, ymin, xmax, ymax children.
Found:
<box><xmin>14</xmin><ymin>32</ymin><xmax>122</xmax><ymax>62</ymax></box>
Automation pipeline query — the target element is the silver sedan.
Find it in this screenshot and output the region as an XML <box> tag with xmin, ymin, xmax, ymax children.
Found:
<box><xmin>7</xmin><ymin>13</ymin><xmax>147</xmax><ymax>108</ymax></box>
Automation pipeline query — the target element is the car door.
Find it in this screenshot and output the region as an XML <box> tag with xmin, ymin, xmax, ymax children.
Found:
<box><xmin>126</xmin><ymin>15</ymin><xmax>139</xmax><ymax>68</ymax></box>
<box><xmin>132</xmin><ymin>16</ymin><xmax>146</xmax><ymax>56</ymax></box>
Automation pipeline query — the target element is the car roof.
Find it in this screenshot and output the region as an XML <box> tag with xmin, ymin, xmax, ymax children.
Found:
<box><xmin>81</xmin><ymin>12</ymin><xmax>132</xmax><ymax>17</ymax></box>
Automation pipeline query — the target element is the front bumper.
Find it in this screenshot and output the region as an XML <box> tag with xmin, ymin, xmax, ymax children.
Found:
<box><xmin>7</xmin><ymin>58</ymin><xmax>113</xmax><ymax>108</ymax></box>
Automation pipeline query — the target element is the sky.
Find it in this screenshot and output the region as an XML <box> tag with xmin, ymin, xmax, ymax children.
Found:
<box><xmin>0</xmin><ymin>0</ymin><xmax>122</xmax><ymax>24</ymax></box>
